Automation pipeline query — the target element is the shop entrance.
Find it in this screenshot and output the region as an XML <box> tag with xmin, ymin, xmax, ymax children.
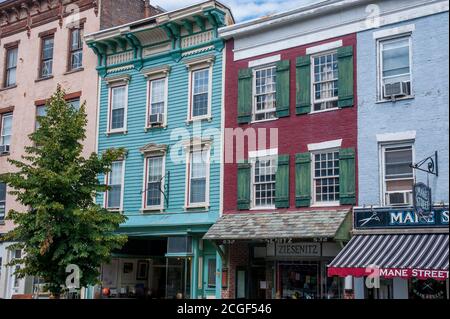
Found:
<box><xmin>166</xmin><ymin>257</ymin><xmax>191</xmax><ymax>299</ymax></box>
<box><xmin>278</xmin><ymin>262</ymin><xmax>320</xmax><ymax>299</ymax></box>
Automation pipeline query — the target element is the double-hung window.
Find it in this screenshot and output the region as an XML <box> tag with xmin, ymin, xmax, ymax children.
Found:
<box><xmin>381</xmin><ymin>144</ymin><xmax>414</xmax><ymax>206</ymax></box>
<box><xmin>35</xmin><ymin>105</ymin><xmax>47</xmax><ymax>131</ymax></box>
<box><xmin>0</xmin><ymin>113</ymin><xmax>13</xmax><ymax>151</ymax></box>
<box><xmin>40</xmin><ymin>36</ymin><xmax>54</xmax><ymax>78</ymax></box>
<box><xmin>145</xmin><ymin>156</ymin><xmax>164</xmax><ymax>209</ymax></box>
<box><xmin>0</xmin><ymin>182</ymin><xmax>6</xmax><ymax>223</ymax></box>
<box><xmin>378</xmin><ymin>36</ymin><xmax>412</xmax><ymax>100</ymax></box>
<box><xmin>187</xmin><ymin>149</ymin><xmax>209</xmax><ymax>207</ymax></box>
<box><xmin>313</xmin><ymin>150</ymin><xmax>340</xmax><ymax>204</ymax></box>
<box><xmin>252</xmin><ymin>156</ymin><xmax>277</xmax><ymax>208</ymax></box>
<box><xmin>5</xmin><ymin>47</ymin><xmax>18</xmax><ymax>87</ymax></box>
<box><xmin>106</xmin><ymin>161</ymin><xmax>124</xmax><ymax>210</ymax></box>
<box><xmin>69</xmin><ymin>28</ymin><xmax>83</xmax><ymax>71</ymax></box>
<box><xmin>109</xmin><ymin>85</ymin><xmax>127</xmax><ymax>132</ymax></box>
<box><xmin>68</xmin><ymin>98</ymin><xmax>81</xmax><ymax>110</ymax></box>
<box><xmin>147</xmin><ymin>78</ymin><xmax>166</xmax><ymax>127</ymax></box>
<box><xmin>253</xmin><ymin>66</ymin><xmax>277</xmax><ymax>121</ymax></box>
<box><xmin>190</xmin><ymin>68</ymin><xmax>210</xmax><ymax>119</ymax></box>
<box><xmin>312</xmin><ymin>52</ymin><xmax>339</xmax><ymax>112</ymax></box>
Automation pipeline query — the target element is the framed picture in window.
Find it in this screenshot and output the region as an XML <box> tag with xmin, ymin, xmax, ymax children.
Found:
<box><xmin>136</xmin><ymin>260</ymin><xmax>149</xmax><ymax>280</ymax></box>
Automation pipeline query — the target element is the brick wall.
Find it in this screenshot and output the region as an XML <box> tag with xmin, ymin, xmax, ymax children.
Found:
<box><xmin>99</xmin><ymin>0</ymin><xmax>163</xmax><ymax>30</ymax></box>
<box><xmin>223</xmin><ymin>35</ymin><xmax>359</xmax><ymax>214</ymax></box>
<box><xmin>222</xmin><ymin>242</ymin><xmax>249</xmax><ymax>299</ymax></box>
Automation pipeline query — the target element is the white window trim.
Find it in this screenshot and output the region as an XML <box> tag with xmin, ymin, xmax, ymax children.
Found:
<box><xmin>252</xmin><ymin>65</ymin><xmax>278</xmax><ymax>123</ymax></box>
<box><xmin>142</xmin><ymin>154</ymin><xmax>166</xmax><ymax>212</ymax></box>
<box><xmin>186</xmin><ymin>59</ymin><xmax>214</xmax><ymax>122</ymax></box>
<box><xmin>376</xmin><ymin>131</ymin><xmax>416</xmax><ymax>143</ymax></box>
<box><xmin>311</xmin><ymin>148</ymin><xmax>341</xmax><ymax>207</ymax></box>
<box><xmin>248</xmin><ymin>54</ymin><xmax>281</xmax><ymax>68</ymax></box>
<box><xmin>184</xmin><ymin>143</ymin><xmax>211</xmax><ymax>209</ymax></box>
<box><xmin>308</xmin><ymin>139</ymin><xmax>342</xmax><ymax>152</ymax></box>
<box><xmin>306</xmin><ymin>40</ymin><xmax>343</xmax><ymax>55</ymax></box>
<box><xmin>379</xmin><ymin>141</ymin><xmax>415</xmax><ymax>207</ymax></box>
<box><xmin>373</xmin><ymin>24</ymin><xmax>416</xmax><ymax>40</ymax></box>
<box><xmin>310</xmin><ymin>50</ymin><xmax>339</xmax><ymax>114</ymax></box>
<box><xmin>105</xmin><ymin>76</ymin><xmax>129</xmax><ymax>135</ymax></box>
<box><xmin>104</xmin><ymin>160</ymin><xmax>125</xmax><ymax>213</ymax></box>
<box><xmin>249</xmin><ymin>152</ymin><xmax>278</xmax><ymax>210</ymax></box>
<box><xmin>376</xmin><ymin>34</ymin><xmax>414</xmax><ymax>102</ymax></box>
<box><xmin>145</xmin><ymin>76</ymin><xmax>169</xmax><ymax>130</ymax></box>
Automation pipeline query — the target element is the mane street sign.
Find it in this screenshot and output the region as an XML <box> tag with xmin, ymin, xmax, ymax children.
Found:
<box><xmin>413</xmin><ymin>183</ymin><xmax>432</xmax><ymax>215</ymax></box>
<box><xmin>354</xmin><ymin>206</ymin><xmax>449</xmax><ymax>230</ymax></box>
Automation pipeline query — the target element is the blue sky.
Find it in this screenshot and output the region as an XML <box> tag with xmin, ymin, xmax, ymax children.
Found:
<box><xmin>152</xmin><ymin>0</ymin><xmax>322</xmax><ymax>22</ymax></box>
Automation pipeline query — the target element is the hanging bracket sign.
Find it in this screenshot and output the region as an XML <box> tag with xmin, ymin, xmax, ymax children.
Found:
<box><xmin>413</xmin><ymin>182</ymin><xmax>432</xmax><ymax>215</ymax></box>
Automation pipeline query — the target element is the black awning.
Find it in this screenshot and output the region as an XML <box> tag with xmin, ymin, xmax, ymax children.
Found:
<box><xmin>328</xmin><ymin>234</ymin><xmax>449</xmax><ymax>281</ymax></box>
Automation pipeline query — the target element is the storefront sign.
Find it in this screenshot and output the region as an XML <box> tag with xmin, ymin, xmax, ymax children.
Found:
<box><xmin>413</xmin><ymin>183</ymin><xmax>432</xmax><ymax>214</ymax></box>
<box><xmin>273</xmin><ymin>243</ymin><xmax>321</xmax><ymax>258</ymax></box>
<box><xmin>354</xmin><ymin>206</ymin><xmax>449</xmax><ymax>230</ymax></box>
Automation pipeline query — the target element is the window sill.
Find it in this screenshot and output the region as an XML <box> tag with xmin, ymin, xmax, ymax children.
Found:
<box><xmin>64</xmin><ymin>67</ymin><xmax>84</xmax><ymax>75</ymax></box>
<box><xmin>0</xmin><ymin>152</ymin><xmax>11</xmax><ymax>157</ymax></box>
<box><xmin>376</xmin><ymin>96</ymin><xmax>415</xmax><ymax>104</ymax></box>
<box><xmin>0</xmin><ymin>85</ymin><xmax>17</xmax><ymax>92</ymax></box>
<box><xmin>106</xmin><ymin>208</ymin><xmax>123</xmax><ymax>213</ymax></box>
<box><xmin>35</xmin><ymin>76</ymin><xmax>54</xmax><ymax>83</ymax></box>
<box><xmin>250</xmin><ymin>206</ymin><xmax>276</xmax><ymax>211</ymax></box>
<box><xmin>311</xmin><ymin>202</ymin><xmax>340</xmax><ymax>208</ymax></box>
<box><xmin>105</xmin><ymin>130</ymin><xmax>127</xmax><ymax>136</ymax></box>
<box><xmin>144</xmin><ymin>125</ymin><xmax>167</xmax><ymax>132</ymax></box>
<box><xmin>141</xmin><ymin>207</ymin><xmax>164</xmax><ymax>213</ymax></box>
<box><xmin>186</xmin><ymin>116</ymin><xmax>212</xmax><ymax>124</ymax></box>
<box><xmin>185</xmin><ymin>204</ymin><xmax>210</xmax><ymax>210</ymax></box>
<box><xmin>250</xmin><ymin>118</ymin><xmax>278</xmax><ymax>125</ymax></box>
<box><xmin>309</xmin><ymin>107</ymin><xmax>340</xmax><ymax>115</ymax></box>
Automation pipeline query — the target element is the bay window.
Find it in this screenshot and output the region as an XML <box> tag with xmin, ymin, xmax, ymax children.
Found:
<box><xmin>253</xmin><ymin>66</ymin><xmax>277</xmax><ymax>121</ymax></box>
<box><xmin>313</xmin><ymin>150</ymin><xmax>340</xmax><ymax>205</ymax></box>
<box><xmin>381</xmin><ymin>144</ymin><xmax>414</xmax><ymax>206</ymax></box>
<box><xmin>106</xmin><ymin>161</ymin><xmax>124</xmax><ymax>210</ymax></box>
<box><xmin>312</xmin><ymin>52</ymin><xmax>339</xmax><ymax>112</ymax></box>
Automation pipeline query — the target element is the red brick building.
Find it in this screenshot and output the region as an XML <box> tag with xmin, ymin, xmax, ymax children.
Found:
<box><xmin>205</xmin><ymin>2</ymin><xmax>359</xmax><ymax>299</ymax></box>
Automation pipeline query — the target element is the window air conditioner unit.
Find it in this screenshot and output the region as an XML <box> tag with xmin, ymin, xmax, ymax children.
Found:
<box><xmin>387</xmin><ymin>191</ymin><xmax>412</xmax><ymax>206</ymax></box>
<box><xmin>0</xmin><ymin>145</ymin><xmax>10</xmax><ymax>154</ymax></box>
<box><xmin>383</xmin><ymin>81</ymin><xmax>411</xmax><ymax>99</ymax></box>
<box><xmin>148</xmin><ymin>113</ymin><xmax>164</xmax><ymax>125</ymax></box>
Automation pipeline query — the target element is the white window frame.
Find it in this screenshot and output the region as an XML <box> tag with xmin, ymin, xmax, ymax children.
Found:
<box><xmin>188</xmin><ymin>65</ymin><xmax>213</xmax><ymax>122</ymax></box>
<box><xmin>252</xmin><ymin>65</ymin><xmax>278</xmax><ymax>123</ymax></box>
<box><xmin>379</xmin><ymin>142</ymin><xmax>415</xmax><ymax>207</ymax></box>
<box><xmin>5</xmin><ymin>46</ymin><xmax>18</xmax><ymax>87</ymax></box>
<box><xmin>377</xmin><ymin>34</ymin><xmax>413</xmax><ymax>102</ymax></box>
<box><xmin>310</xmin><ymin>50</ymin><xmax>339</xmax><ymax>114</ymax></box>
<box><xmin>106</xmin><ymin>82</ymin><xmax>128</xmax><ymax>134</ymax></box>
<box><xmin>145</xmin><ymin>76</ymin><xmax>168</xmax><ymax>129</ymax></box>
<box><xmin>104</xmin><ymin>160</ymin><xmax>125</xmax><ymax>212</ymax></box>
<box><xmin>311</xmin><ymin>148</ymin><xmax>341</xmax><ymax>207</ymax></box>
<box><xmin>142</xmin><ymin>154</ymin><xmax>166</xmax><ymax>211</ymax></box>
<box><xmin>249</xmin><ymin>151</ymin><xmax>278</xmax><ymax>210</ymax></box>
<box><xmin>0</xmin><ymin>112</ymin><xmax>13</xmax><ymax>148</ymax></box>
<box><xmin>185</xmin><ymin>145</ymin><xmax>211</xmax><ymax>209</ymax></box>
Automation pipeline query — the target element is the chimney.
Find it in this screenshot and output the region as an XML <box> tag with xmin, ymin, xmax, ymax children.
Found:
<box><xmin>144</xmin><ymin>0</ymin><xmax>152</xmax><ymax>18</ymax></box>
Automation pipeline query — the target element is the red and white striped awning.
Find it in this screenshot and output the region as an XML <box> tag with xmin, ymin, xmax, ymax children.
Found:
<box><xmin>328</xmin><ymin>234</ymin><xmax>449</xmax><ymax>281</ymax></box>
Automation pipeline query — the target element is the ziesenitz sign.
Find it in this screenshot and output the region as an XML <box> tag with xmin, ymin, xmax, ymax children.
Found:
<box><xmin>354</xmin><ymin>206</ymin><xmax>449</xmax><ymax>230</ymax></box>
<box><xmin>269</xmin><ymin>243</ymin><xmax>321</xmax><ymax>258</ymax></box>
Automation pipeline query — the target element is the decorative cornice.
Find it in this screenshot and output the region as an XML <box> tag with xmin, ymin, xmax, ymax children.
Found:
<box><xmin>141</xmin><ymin>65</ymin><xmax>171</xmax><ymax>79</ymax></box>
<box><xmin>104</xmin><ymin>74</ymin><xmax>131</xmax><ymax>86</ymax></box>
<box><xmin>140</xmin><ymin>143</ymin><xmax>168</xmax><ymax>155</ymax></box>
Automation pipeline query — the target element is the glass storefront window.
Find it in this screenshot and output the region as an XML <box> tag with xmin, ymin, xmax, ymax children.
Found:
<box><xmin>278</xmin><ymin>262</ymin><xmax>320</xmax><ymax>299</ymax></box>
<box><xmin>166</xmin><ymin>257</ymin><xmax>191</xmax><ymax>299</ymax></box>
<box><xmin>409</xmin><ymin>278</ymin><xmax>447</xmax><ymax>300</ymax></box>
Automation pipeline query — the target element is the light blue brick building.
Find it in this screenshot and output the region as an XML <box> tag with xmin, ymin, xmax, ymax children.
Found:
<box><xmin>86</xmin><ymin>1</ymin><xmax>234</xmax><ymax>299</ymax></box>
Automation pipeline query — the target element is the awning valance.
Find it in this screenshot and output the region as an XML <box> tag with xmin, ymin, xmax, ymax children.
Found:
<box><xmin>203</xmin><ymin>210</ymin><xmax>351</xmax><ymax>241</ymax></box>
<box><xmin>328</xmin><ymin>234</ymin><xmax>449</xmax><ymax>281</ymax></box>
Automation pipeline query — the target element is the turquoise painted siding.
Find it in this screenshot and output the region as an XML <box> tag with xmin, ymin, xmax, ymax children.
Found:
<box><xmin>96</xmin><ymin>51</ymin><xmax>223</xmax><ymax>229</ymax></box>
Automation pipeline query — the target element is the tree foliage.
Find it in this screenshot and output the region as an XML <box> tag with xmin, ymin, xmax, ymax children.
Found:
<box><xmin>0</xmin><ymin>86</ymin><xmax>127</xmax><ymax>296</ymax></box>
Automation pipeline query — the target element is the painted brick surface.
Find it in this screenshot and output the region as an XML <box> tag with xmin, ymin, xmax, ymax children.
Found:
<box><xmin>357</xmin><ymin>13</ymin><xmax>449</xmax><ymax>205</ymax></box>
<box><xmin>223</xmin><ymin>35</ymin><xmax>359</xmax><ymax>214</ymax></box>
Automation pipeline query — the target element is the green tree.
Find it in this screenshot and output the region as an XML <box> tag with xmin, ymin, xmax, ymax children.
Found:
<box><xmin>0</xmin><ymin>86</ymin><xmax>127</xmax><ymax>297</ymax></box>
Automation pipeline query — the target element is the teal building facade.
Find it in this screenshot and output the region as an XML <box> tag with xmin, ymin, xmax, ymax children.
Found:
<box><xmin>86</xmin><ymin>1</ymin><xmax>234</xmax><ymax>299</ymax></box>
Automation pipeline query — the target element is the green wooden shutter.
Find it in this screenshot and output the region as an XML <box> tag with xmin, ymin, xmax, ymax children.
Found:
<box><xmin>237</xmin><ymin>161</ymin><xmax>251</xmax><ymax>210</ymax></box>
<box><xmin>275</xmin><ymin>155</ymin><xmax>290</xmax><ymax>208</ymax></box>
<box><xmin>295</xmin><ymin>152</ymin><xmax>311</xmax><ymax>207</ymax></box>
<box><xmin>337</xmin><ymin>46</ymin><xmax>354</xmax><ymax>108</ymax></box>
<box><xmin>276</xmin><ymin>60</ymin><xmax>290</xmax><ymax>118</ymax></box>
<box><xmin>339</xmin><ymin>148</ymin><xmax>356</xmax><ymax>205</ymax></box>
<box><xmin>238</xmin><ymin>68</ymin><xmax>253</xmax><ymax>124</ymax></box>
<box><xmin>296</xmin><ymin>55</ymin><xmax>311</xmax><ymax>115</ymax></box>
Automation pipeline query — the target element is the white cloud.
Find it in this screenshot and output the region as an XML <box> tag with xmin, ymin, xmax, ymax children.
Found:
<box><xmin>151</xmin><ymin>0</ymin><xmax>322</xmax><ymax>22</ymax></box>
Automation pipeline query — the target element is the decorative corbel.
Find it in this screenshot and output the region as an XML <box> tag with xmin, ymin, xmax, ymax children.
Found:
<box><xmin>93</xmin><ymin>0</ymin><xmax>98</xmax><ymax>16</ymax></box>
<box><xmin>193</xmin><ymin>15</ymin><xmax>206</xmax><ymax>31</ymax></box>
<box><xmin>115</xmin><ymin>38</ymin><xmax>128</xmax><ymax>52</ymax></box>
<box><xmin>10</xmin><ymin>7</ymin><xmax>20</xmax><ymax>21</ymax></box>
<box><xmin>20</xmin><ymin>2</ymin><xmax>31</xmax><ymax>38</ymax></box>
<box><xmin>0</xmin><ymin>10</ymin><xmax>9</xmax><ymax>25</ymax></box>
<box><xmin>58</xmin><ymin>0</ymin><xmax>64</xmax><ymax>28</ymax></box>
<box><xmin>32</xmin><ymin>0</ymin><xmax>41</xmax><ymax>13</ymax></box>
<box><xmin>181</xmin><ymin>19</ymin><xmax>194</xmax><ymax>35</ymax></box>
<box><xmin>104</xmin><ymin>40</ymin><xmax>118</xmax><ymax>54</ymax></box>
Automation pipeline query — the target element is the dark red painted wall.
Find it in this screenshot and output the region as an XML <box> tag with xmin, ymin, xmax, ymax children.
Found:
<box><xmin>223</xmin><ymin>34</ymin><xmax>358</xmax><ymax>214</ymax></box>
